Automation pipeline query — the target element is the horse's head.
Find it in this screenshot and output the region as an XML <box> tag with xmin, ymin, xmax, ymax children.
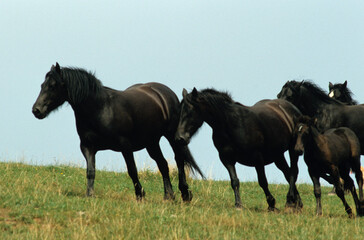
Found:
<box><xmin>175</xmin><ymin>88</ymin><xmax>204</xmax><ymax>145</ymax></box>
<box><xmin>293</xmin><ymin>116</ymin><xmax>315</xmax><ymax>155</ymax></box>
<box><xmin>277</xmin><ymin>80</ymin><xmax>303</xmax><ymax>105</ymax></box>
<box><xmin>32</xmin><ymin>63</ymin><xmax>67</xmax><ymax>119</ymax></box>
<box><xmin>328</xmin><ymin>80</ymin><xmax>347</xmax><ymax>99</ymax></box>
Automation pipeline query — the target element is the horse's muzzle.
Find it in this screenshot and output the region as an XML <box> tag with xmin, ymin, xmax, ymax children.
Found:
<box><xmin>175</xmin><ymin>134</ymin><xmax>190</xmax><ymax>146</ymax></box>
<box><xmin>294</xmin><ymin>147</ymin><xmax>304</xmax><ymax>156</ymax></box>
<box><xmin>32</xmin><ymin>106</ymin><xmax>46</xmax><ymax>119</ymax></box>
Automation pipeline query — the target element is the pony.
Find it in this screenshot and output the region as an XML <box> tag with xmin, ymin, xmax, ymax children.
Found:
<box><xmin>328</xmin><ymin>80</ymin><xmax>358</xmax><ymax>105</ymax></box>
<box><xmin>293</xmin><ymin>116</ymin><xmax>363</xmax><ymax>217</ymax></box>
<box><xmin>32</xmin><ymin>63</ymin><xmax>204</xmax><ymax>201</ymax></box>
<box><xmin>175</xmin><ymin>88</ymin><xmax>303</xmax><ymax>210</ymax></box>
<box><xmin>277</xmin><ymin>80</ymin><xmax>364</xmax><ymax>150</ymax></box>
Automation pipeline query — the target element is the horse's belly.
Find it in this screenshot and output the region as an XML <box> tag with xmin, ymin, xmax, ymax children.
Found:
<box><xmin>235</xmin><ymin>152</ymin><xmax>277</xmax><ymax>167</ymax></box>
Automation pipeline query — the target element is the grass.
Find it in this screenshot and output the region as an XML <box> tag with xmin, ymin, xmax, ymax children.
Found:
<box><xmin>0</xmin><ymin>162</ymin><xmax>363</xmax><ymax>239</ymax></box>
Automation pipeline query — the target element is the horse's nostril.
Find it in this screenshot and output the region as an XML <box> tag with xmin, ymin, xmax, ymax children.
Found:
<box><xmin>32</xmin><ymin>107</ymin><xmax>40</xmax><ymax>115</ymax></box>
<box><xmin>175</xmin><ymin>135</ymin><xmax>188</xmax><ymax>146</ymax></box>
<box><xmin>32</xmin><ymin>106</ymin><xmax>44</xmax><ymax>119</ymax></box>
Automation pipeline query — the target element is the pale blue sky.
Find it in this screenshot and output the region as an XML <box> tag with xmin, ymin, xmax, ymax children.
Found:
<box><xmin>1</xmin><ymin>1</ymin><xmax>364</xmax><ymax>184</ymax></box>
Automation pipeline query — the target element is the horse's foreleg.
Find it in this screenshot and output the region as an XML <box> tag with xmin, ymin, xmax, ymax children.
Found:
<box><xmin>221</xmin><ymin>157</ymin><xmax>242</xmax><ymax>208</ymax></box>
<box><xmin>308</xmin><ymin>168</ymin><xmax>322</xmax><ymax>216</ymax></box>
<box><xmin>274</xmin><ymin>153</ymin><xmax>302</xmax><ymax>209</ymax></box>
<box><xmin>255</xmin><ymin>162</ymin><xmax>276</xmax><ymax>211</ymax></box>
<box><xmin>288</xmin><ymin>150</ymin><xmax>303</xmax><ymax>208</ymax></box>
<box><xmin>122</xmin><ymin>151</ymin><xmax>145</xmax><ymax>200</ymax></box>
<box><xmin>81</xmin><ymin>145</ymin><xmax>96</xmax><ymax>197</ymax></box>
<box><xmin>147</xmin><ymin>144</ymin><xmax>175</xmax><ymax>200</ymax></box>
<box><xmin>170</xmin><ymin>143</ymin><xmax>192</xmax><ymax>202</ymax></box>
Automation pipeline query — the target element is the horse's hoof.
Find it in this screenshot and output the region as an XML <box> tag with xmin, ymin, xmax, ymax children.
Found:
<box><xmin>285</xmin><ymin>202</ymin><xmax>303</xmax><ymax>210</ymax></box>
<box><xmin>182</xmin><ymin>190</ymin><xmax>193</xmax><ymax>202</ymax></box>
<box><xmin>136</xmin><ymin>190</ymin><xmax>146</xmax><ymax>201</ymax></box>
<box><xmin>235</xmin><ymin>203</ymin><xmax>243</xmax><ymax>209</ymax></box>
<box><xmin>164</xmin><ymin>193</ymin><xmax>176</xmax><ymax>201</ymax></box>
<box><xmin>268</xmin><ymin>207</ymin><xmax>279</xmax><ymax>212</ymax></box>
<box><xmin>136</xmin><ymin>195</ymin><xmax>145</xmax><ymax>201</ymax></box>
<box><xmin>86</xmin><ymin>189</ymin><xmax>95</xmax><ymax>198</ymax></box>
<box><xmin>284</xmin><ymin>206</ymin><xmax>302</xmax><ymax>214</ymax></box>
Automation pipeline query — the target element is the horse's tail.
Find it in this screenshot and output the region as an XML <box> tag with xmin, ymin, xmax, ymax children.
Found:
<box><xmin>182</xmin><ymin>145</ymin><xmax>205</xmax><ymax>179</ymax></box>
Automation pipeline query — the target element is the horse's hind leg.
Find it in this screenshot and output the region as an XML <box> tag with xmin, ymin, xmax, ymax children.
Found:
<box><xmin>332</xmin><ymin>168</ymin><xmax>354</xmax><ymax>218</ymax></box>
<box><xmin>146</xmin><ymin>144</ymin><xmax>175</xmax><ymax>200</ymax></box>
<box><xmin>122</xmin><ymin>151</ymin><xmax>145</xmax><ymax>200</ymax></box>
<box><xmin>274</xmin><ymin>154</ymin><xmax>302</xmax><ymax>209</ymax></box>
<box><xmin>255</xmin><ymin>161</ymin><xmax>276</xmax><ymax>211</ymax></box>
<box><xmin>341</xmin><ymin>167</ymin><xmax>364</xmax><ymax>217</ymax></box>
<box><xmin>352</xmin><ymin>160</ymin><xmax>363</xmax><ymax>201</ymax></box>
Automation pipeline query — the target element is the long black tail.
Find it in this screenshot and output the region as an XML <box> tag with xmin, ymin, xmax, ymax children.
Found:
<box><xmin>182</xmin><ymin>145</ymin><xmax>205</xmax><ymax>179</ymax></box>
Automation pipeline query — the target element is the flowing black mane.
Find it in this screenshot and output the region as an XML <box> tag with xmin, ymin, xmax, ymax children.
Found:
<box><xmin>301</xmin><ymin>81</ymin><xmax>342</xmax><ymax>105</ymax></box>
<box><xmin>195</xmin><ymin>88</ymin><xmax>243</xmax><ymax>123</ymax></box>
<box><xmin>341</xmin><ymin>87</ymin><xmax>358</xmax><ymax>105</ymax></box>
<box><xmin>199</xmin><ymin>88</ymin><xmax>234</xmax><ymax>106</ymax></box>
<box><xmin>61</xmin><ymin>67</ymin><xmax>104</xmax><ymax>105</ymax></box>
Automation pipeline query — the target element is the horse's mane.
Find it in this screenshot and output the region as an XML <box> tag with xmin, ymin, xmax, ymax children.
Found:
<box><xmin>194</xmin><ymin>88</ymin><xmax>242</xmax><ymax>122</ymax></box>
<box><xmin>61</xmin><ymin>67</ymin><xmax>104</xmax><ymax>105</ymax></box>
<box><xmin>301</xmin><ymin>81</ymin><xmax>342</xmax><ymax>105</ymax></box>
<box><xmin>331</xmin><ymin>83</ymin><xmax>358</xmax><ymax>105</ymax></box>
<box><xmin>341</xmin><ymin>87</ymin><xmax>358</xmax><ymax>105</ymax></box>
<box><xmin>199</xmin><ymin>88</ymin><xmax>234</xmax><ymax>105</ymax></box>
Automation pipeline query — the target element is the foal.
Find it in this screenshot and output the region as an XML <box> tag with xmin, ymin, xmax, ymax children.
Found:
<box><xmin>294</xmin><ymin>116</ymin><xmax>364</xmax><ymax>217</ymax></box>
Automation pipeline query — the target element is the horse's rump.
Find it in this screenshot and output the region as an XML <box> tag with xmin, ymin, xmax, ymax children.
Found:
<box><xmin>251</xmin><ymin>99</ymin><xmax>301</xmax><ymax>152</ymax></box>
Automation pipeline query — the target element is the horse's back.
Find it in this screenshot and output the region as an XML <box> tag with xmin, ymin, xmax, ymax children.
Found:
<box><xmin>252</xmin><ymin>99</ymin><xmax>301</xmax><ymax>134</ymax></box>
<box><xmin>325</xmin><ymin>127</ymin><xmax>361</xmax><ymax>159</ymax></box>
<box><xmin>125</xmin><ymin>82</ymin><xmax>178</xmax><ymax>104</ymax></box>
<box><xmin>120</xmin><ymin>82</ymin><xmax>180</xmax><ymax>137</ymax></box>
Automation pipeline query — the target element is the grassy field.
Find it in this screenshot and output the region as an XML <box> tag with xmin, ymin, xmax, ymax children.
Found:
<box><xmin>0</xmin><ymin>162</ymin><xmax>363</xmax><ymax>239</ymax></box>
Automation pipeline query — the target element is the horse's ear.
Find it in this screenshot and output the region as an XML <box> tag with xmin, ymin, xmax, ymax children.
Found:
<box><xmin>192</xmin><ymin>87</ymin><xmax>198</xmax><ymax>99</ymax></box>
<box><xmin>55</xmin><ymin>62</ymin><xmax>61</xmax><ymax>74</ymax></box>
<box><xmin>182</xmin><ymin>88</ymin><xmax>188</xmax><ymax>99</ymax></box>
<box><xmin>343</xmin><ymin>80</ymin><xmax>347</xmax><ymax>88</ymax></box>
<box><xmin>329</xmin><ymin>82</ymin><xmax>333</xmax><ymax>89</ymax></box>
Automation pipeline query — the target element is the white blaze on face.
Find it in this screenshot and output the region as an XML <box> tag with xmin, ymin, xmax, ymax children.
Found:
<box><xmin>329</xmin><ymin>91</ymin><xmax>335</xmax><ymax>98</ymax></box>
<box><xmin>298</xmin><ymin>125</ymin><xmax>303</xmax><ymax>132</ymax></box>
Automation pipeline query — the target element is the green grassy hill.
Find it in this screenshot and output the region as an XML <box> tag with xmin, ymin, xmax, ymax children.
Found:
<box><xmin>0</xmin><ymin>162</ymin><xmax>363</xmax><ymax>239</ymax></box>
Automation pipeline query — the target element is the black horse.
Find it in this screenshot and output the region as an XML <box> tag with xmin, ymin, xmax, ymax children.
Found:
<box><xmin>294</xmin><ymin>116</ymin><xmax>363</xmax><ymax>217</ymax></box>
<box><xmin>328</xmin><ymin>80</ymin><xmax>358</xmax><ymax>105</ymax></box>
<box><xmin>277</xmin><ymin>80</ymin><xmax>364</xmax><ymax>151</ymax></box>
<box><xmin>175</xmin><ymin>88</ymin><xmax>303</xmax><ymax>210</ymax></box>
<box><xmin>32</xmin><ymin>63</ymin><xmax>203</xmax><ymax>201</ymax></box>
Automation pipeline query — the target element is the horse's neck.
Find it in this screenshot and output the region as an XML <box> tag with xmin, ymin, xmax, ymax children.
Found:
<box><xmin>69</xmin><ymin>87</ymin><xmax>108</xmax><ymax>117</ymax></box>
<box><xmin>301</xmin><ymin>93</ymin><xmax>338</xmax><ymax>116</ymax></box>
<box><xmin>305</xmin><ymin>127</ymin><xmax>324</xmax><ymax>155</ymax></box>
<box><xmin>203</xmin><ymin>102</ymin><xmax>248</xmax><ymax>130</ymax></box>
